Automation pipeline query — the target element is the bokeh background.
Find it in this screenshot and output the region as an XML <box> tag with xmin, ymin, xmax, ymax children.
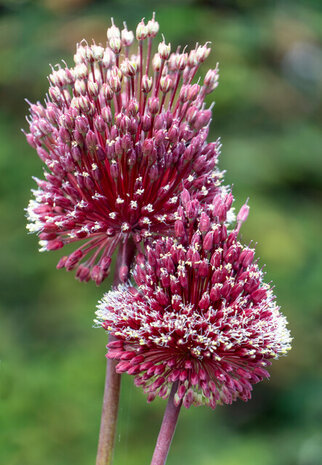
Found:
<box><xmin>1</xmin><ymin>0</ymin><xmax>321</xmax><ymax>464</ymax></box>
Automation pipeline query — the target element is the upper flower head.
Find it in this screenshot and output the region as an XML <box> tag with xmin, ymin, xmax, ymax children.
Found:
<box><xmin>96</xmin><ymin>190</ymin><xmax>292</xmax><ymax>408</ymax></box>
<box><xmin>24</xmin><ymin>14</ymin><xmax>222</xmax><ymax>284</ymax></box>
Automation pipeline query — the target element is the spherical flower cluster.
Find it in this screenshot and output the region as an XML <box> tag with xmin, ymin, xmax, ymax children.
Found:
<box><xmin>25</xmin><ymin>14</ymin><xmax>222</xmax><ymax>284</ymax></box>
<box><xmin>95</xmin><ymin>189</ymin><xmax>292</xmax><ymax>408</ymax></box>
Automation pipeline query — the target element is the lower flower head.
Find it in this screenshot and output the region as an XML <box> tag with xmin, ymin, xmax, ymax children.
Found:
<box><xmin>95</xmin><ymin>190</ymin><xmax>292</xmax><ymax>408</ymax></box>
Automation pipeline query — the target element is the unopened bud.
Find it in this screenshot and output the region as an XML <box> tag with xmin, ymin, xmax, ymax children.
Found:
<box><xmin>75</xmin><ymin>115</ymin><xmax>89</xmax><ymax>134</ymax></box>
<box><xmin>147</xmin><ymin>13</ymin><xmax>159</xmax><ymax>37</ymax></box>
<box><xmin>175</xmin><ymin>53</ymin><xmax>188</xmax><ymax>71</ymax></box>
<box><xmin>148</xmin><ymin>97</ymin><xmax>159</xmax><ymax>114</ymax></box>
<box><xmin>158</xmin><ymin>41</ymin><xmax>171</xmax><ymax>60</ymax></box>
<box><xmin>94</xmin><ymin>115</ymin><xmax>107</xmax><ymax>133</ymax></box>
<box><xmin>102</xmin><ymin>48</ymin><xmax>115</xmax><ymax>69</ymax></box>
<box><xmin>119</xmin><ymin>265</ymin><xmax>129</xmax><ymax>282</ymax></box>
<box><xmin>142</xmin><ymin>75</ymin><xmax>153</xmax><ymax>93</ymax></box>
<box><xmin>107</xmin><ymin>19</ymin><xmax>121</xmax><ymax>41</ymax></box>
<box><xmin>193</xmin><ymin>109</ymin><xmax>212</xmax><ymax>130</ymax></box>
<box><xmin>196</xmin><ymin>43</ymin><xmax>211</xmax><ymax>63</ymax></box>
<box><xmin>121</xmin><ymin>24</ymin><xmax>134</xmax><ymax>47</ymax></box>
<box><xmin>204</xmin><ymin>65</ymin><xmax>219</xmax><ymax>93</ymax></box>
<box><xmin>136</xmin><ymin>19</ymin><xmax>148</xmax><ymax>40</ymax></box>
<box><xmin>199</xmin><ymin>212</ymin><xmax>211</xmax><ymax>232</ymax></box>
<box><xmin>175</xmin><ymin>220</ymin><xmax>185</xmax><ymax>237</ymax></box>
<box><xmin>88</xmin><ymin>80</ymin><xmax>99</xmax><ymax>99</ymax></box>
<box><xmin>121</xmin><ymin>59</ymin><xmax>137</xmax><ymax>77</ymax></box>
<box><xmin>186</xmin><ymin>199</ymin><xmax>200</xmax><ymax>219</ymax></box>
<box><xmin>180</xmin><ymin>188</ymin><xmax>190</xmax><ymax>206</ymax></box>
<box><xmin>109</xmin><ymin>37</ymin><xmax>121</xmax><ymax>54</ymax></box>
<box><xmin>110</xmin><ymin>75</ymin><xmax>122</xmax><ymax>94</ymax></box>
<box><xmin>91</xmin><ymin>44</ymin><xmax>104</xmax><ymax>61</ymax></box>
<box><xmin>237</xmin><ymin>201</ymin><xmax>249</xmax><ymax>227</ymax></box>
<box><xmin>101</xmin><ymin>106</ymin><xmax>112</xmax><ymax>125</ymax></box>
<box><xmin>160</xmin><ymin>75</ymin><xmax>172</xmax><ymax>93</ymax></box>
<box><xmin>152</xmin><ymin>53</ymin><xmax>162</xmax><ymax>72</ymax></box>
<box><xmin>85</xmin><ymin>130</ymin><xmax>97</xmax><ymax>152</ymax></box>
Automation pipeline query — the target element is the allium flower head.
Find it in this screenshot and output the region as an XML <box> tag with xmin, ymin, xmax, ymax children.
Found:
<box><xmin>96</xmin><ymin>190</ymin><xmax>292</xmax><ymax>408</ymax></box>
<box><xmin>24</xmin><ymin>14</ymin><xmax>222</xmax><ymax>284</ymax></box>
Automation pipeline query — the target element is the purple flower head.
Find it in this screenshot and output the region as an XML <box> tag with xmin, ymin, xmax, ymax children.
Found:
<box><xmin>96</xmin><ymin>190</ymin><xmax>291</xmax><ymax>408</ymax></box>
<box><xmin>25</xmin><ymin>15</ymin><xmax>222</xmax><ymax>285</ymax></box>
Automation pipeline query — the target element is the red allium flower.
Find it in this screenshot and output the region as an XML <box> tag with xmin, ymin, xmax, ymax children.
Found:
<box><xmin>95</xmin><ymin>189</ymin><xmax>291</xmax><ymax>408</ymax></box>
<box><xmin>25</xmin><ymin>15</ymin><xmax>222</xmax><ymax>285</ymax></box>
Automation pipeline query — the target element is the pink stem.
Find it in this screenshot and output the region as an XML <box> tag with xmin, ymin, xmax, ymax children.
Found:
<box><xmin>96</xmin><ymin>240</ymin><xmax>136</xmax><ymax>465</ymax></box>
<box><xmin>150</xmin><ymin>383</ymin><xmax>182</xmax><ymax>465</ymax></box>
<box><xmin>95</xmin><ymin>336</ymin><xmax>121</xmax><ymax>465</ymax></box>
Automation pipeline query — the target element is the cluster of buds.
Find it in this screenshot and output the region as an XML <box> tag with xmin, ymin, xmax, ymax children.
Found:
<box><xmin>25</xmin><ymin>15</ymin><xmax>222</xmax><ymax>285</ymax></box>
<box><xmin>95</xmin><ymin>189</ymin><xmax>291</xmax><ymax>408</ymax></box>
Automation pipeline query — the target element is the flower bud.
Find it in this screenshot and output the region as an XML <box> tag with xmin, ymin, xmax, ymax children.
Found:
<box><xmin>148</xmin><ymin>97</ymin><xmax>159</xmax><ymax>114</ymax></box>
<box><xmin>101</xmin><ymin>106</ymin><xmax>112</xmax><ymax>125</ymax></box>
<box><xmin>142</xmin><ymin>75</ymin><xmax>153</xmax><ymax>93</ymax></box>
<box><xmin>158</xmin><ymin>41</ymin><xmax>171</xmax><ymax>60</ymax></box>
<box><xmin>193</xmin><ymin>109</ymin><xmax>212</xmax><ymax>131</ymax></box>
<box><xmin>136</xmin><ymin>19</ymin><xmax>148</xmax><ymax>40</ymax></box>
<box><xmin>88</xmin><ymin>81</ymin><xmax>99</xmax><ymax>99</ymax></box>
<box><xmin>175</xmin><ymin>220</ymin><xmax>185</xmax><ymax>237</ymax></box>
<box><xmin>147</xmin><ymin>14</ymin><xmax>159</xmax><ymax>38</ymax></box>
<box><xmin>152</xmin><ymin>53</ymin><xmax>162</xmax><ymax>72</ymax></box>
<box><xmin>107</xmin><ymin>19</ymin><xmax>121</xmax><ymax>41</ymax></box>
<box><xmin>196</xmin><ymin>43</ymin><xmax>211</xmax><ymax>63</ymax></box>
<box><xmin>121</xmin><ymin>59</ymin><xmax>137</xmax><ymax>77</ymax></box>
<box><xmin>237</xmin><ymin>201</ymin><xmax>249</xmax><ymax>225</ymax></box>
<box><xmin>160</xmin><ymin>75</ymin><xmax>172</xmax><ymax>93</ymax></box>
<box><xmin>102</xmin><ymin>48</ymin><xmax>115</xmax><ymax>69</ymax></box>
<box><xmin>121</xmin><ymin>25</ymin><xmax>134</xmax><ymax>47</ymax></box>
<box><xmin>204</xmin><ymin>66</ymin><xmax>219</xmax><ymax>93</ymax></box>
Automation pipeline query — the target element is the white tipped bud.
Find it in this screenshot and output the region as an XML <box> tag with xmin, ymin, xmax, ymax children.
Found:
<box><xmin>49</xmin><ymin>68</ymin><xmax>68</xmax><ymax>87</ymax></box>
<box><xmin>175</xmin><ymin>52</ymin><xmax>188</xmax><ymax>71</ymax></box>
<box><xmin>74</xmin><ymin>44</ymin><xmax>88</xmax><ymax>65</ymax></box>
<box><xmin>188</xmin><ymin>49</ymin><xmax>198</xmax><ymax>67</ymax></box>
<box><xmin>102</xmin><ymin>48</ymin><xmax>115</xmax><ymax>69</ymax></box>
<box><xmin>84</xmin><ymin>45</ymin><xmax>94</xmax><ymax>63</ymax></box>
<box><xmin>109</xmin><ymin>37</ymin><xmax>122</xmax><ymax>54</ymax></box>
<box><xmin>109</xmin><ymin>74</ymin><xmax>122</xmax><ymax>94</ymax></box>
<box><xmin>147</xmin><ymin>13</ymin><xmax>159</xmax><ymax>38</ymax></box>
<box><xmin>204</xmin><ymin>65</ymin><xmax>219</xmax><ymax>93</ymax></box>
<box><xmin>107</xmin><ymin>19</ymin><xmax>121</xmax><ymax>41</ymax></box>
<box><xmin>196</xmin><ymin>43</ymin><xmax>211</xmax><ymax>63</ymax></box>
<box><xmin>74</xmin><ymin>79</ymin><xmax>87</xmax><ymax>96</ymax></box>
<box><xmin>152</xmin><ymin>53</ymin><xmax>162</xmax><ymax>72</ymax></box>
<box><xmin>101</xmin><ymin>106</ymin><xmax>112</xmax><ymax>124</ymax></box>
<box><xmin>160</xmin><ymin>75</ymin><xmax>172</xmax><ymax>93</ymax></box>
<box><xmin>121</xmin><ymin>25</ymin><xmax>134</xmax><ymax>47</ymax></box>
<box><xmin>91</xmin><ymin>45</ymin><xmax>104</xmax><ymax>61</ymax></box>
<box><xmin>136</xmin><ymin>19</ymin><xmax>148</xmax><ymax>40</ymax></box>
<box><xmin>158</xmin><ymin>41</ymin><xmax>171</xmax><ymax>60</ymax></box>
<box><xmin>88</xmin><ymin>81</ymin><xmax>99</xmax><ymax>99</ymax></box>
<box><xmin>100</xmin><ymin>83</ymin><xmax>114</xmax><ymax>101</ymax></box>
<box><xmin>142</xmin><ymin>75</ymin><xmax>153</xmax><ymax>93</ymax></box>
<box><xmin>120</xmin><ymin>59</ymin><xmax>137</xmax><ymax>77</ymax></box>
<box><xmin>73</xmin><ymin>63</ymin><xmax>88</xmax><ymax>80</ymax></box>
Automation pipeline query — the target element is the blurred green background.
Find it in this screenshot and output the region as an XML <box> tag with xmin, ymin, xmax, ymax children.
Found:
<box><xmin>0</xmin><ymin>0</ymin><xmax>321</xmax><ymax>464</ymax></box>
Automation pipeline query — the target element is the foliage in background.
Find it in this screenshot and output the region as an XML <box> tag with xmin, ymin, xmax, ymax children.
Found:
<box><xmin>0</xmin><ymin>0</ymin><xmax>321</xmax><ymax>464</ymax></box>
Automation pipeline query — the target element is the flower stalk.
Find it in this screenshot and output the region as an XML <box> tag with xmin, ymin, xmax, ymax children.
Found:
<box><xmin>96</xmin><ymin>340</ymin><xmax>121</xmax><ymax>465</ymax></box>
<box><xmin>150</xmin><ymin>382</ymin><xmax>182</xmax><ymax>465</ymax></box>
<box><xmin>96</xmin><ymin>240</ymin><xmax>136</xmax><ymax>465</ymax></box>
